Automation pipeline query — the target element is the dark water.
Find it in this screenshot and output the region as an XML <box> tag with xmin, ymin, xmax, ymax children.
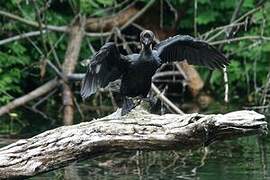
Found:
<box><xmin>29</xmin><ymin>131</ymin><xmax>270</xmax><ymax>180</ymax></box>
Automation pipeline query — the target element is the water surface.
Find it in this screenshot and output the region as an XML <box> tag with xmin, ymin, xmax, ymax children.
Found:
<box><xmin>31</xmin><ymin>131</ymin><xmax>270</xmax><ymax>180</ymax></box>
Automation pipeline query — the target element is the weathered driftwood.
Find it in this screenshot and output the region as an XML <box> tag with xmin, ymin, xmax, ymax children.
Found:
<box><xmin>0</xmin><ymin>107</ymin><xmax>266</xmax><ymax>179</ymax></box>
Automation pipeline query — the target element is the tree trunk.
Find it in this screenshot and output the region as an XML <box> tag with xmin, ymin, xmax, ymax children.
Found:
<box><xmin>0</xmin><ymin>107</ymin><xmax>266</xmax><ymax>179</ymax></box>
<box><xmin>62</xmin><ymin>16</ymin><xmax>85</xmax><ymax>125</ymax></box>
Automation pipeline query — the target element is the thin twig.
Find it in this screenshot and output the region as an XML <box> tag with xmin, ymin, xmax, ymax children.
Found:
<box><xmin>73</xmin><ymin>97</ymin><xmax>85</xmax><ymax>120</ymax></box>
<box><xmin>223</xmin><ymin>67</ymin><xmax>229</xmax><ymax>103</ymax></box>
<box><xmin>47</xmin><ymin>33</ymin><xmax>66</xmax><ymax>68</ymax></box>
<box><xmin>121</xmin><ymin>0</ymin><xmax>155</xmax><ymax>30</ymax></box>
<box><xmin>115</xmin><ymin>28</ymin><xmax>133</xmax><ymax>53</ymax></box>
<box><xmin>132</xmin><ymin>23</ymin><xmax>145</xmax><ymax>31</ymax></box>
<box><xmin>201</xmin><ymin>22</ymin><xmax>246</xmax><ymax>40</ymax></box>
<box><xmin>194</xmin><ymin>0</ymin><xmax>197</xmax><ymax>37</ymax></box>
<box><xmin>91</xmin><ymin>0</ymin><xmax>132</xmax><ymax>16</ymax></box>
<box><xmin>0</xmin><ymin>10</ymin><xmax>67</xmax><ymax>32</ymax></box>
<box><xmin>0</xmin><ymin>79</ymin><xmax>59</xmax><ymax>117</ymax></box>
<box><xmin>206</xmin><ymin>5</ymin><xmax>262</xmax><ymax>42</ymax></box>
<box><xmin>32</xmin><ymin>88</ymin><xmax>57</xmax><ymax>109</ymax></box>
<box><xmin>24</xmin><ymin>105</ymin><xmax>56</xmax><ymax>122</ymax></box>
<box><xmin>46</xmin><ymin>59</ymin><xmax>67</xmax><ymax>82</ymax></box>
<box><xmin>151</xmin><ymin>84</ymin><xmax>184</xmax><ymax>115</ymax></box>
<box><xmin>86</xmin><ymin>38</ymin><xmax>96</xmax><ymax>54</ymax></box>
<box><xmin>0</xmin><ymin>10</ymin><xmax>109</xmax><ymax>37</ymax></box>
<box><xmin>0</xmin><ymin>30</ymin><xmax>48</xmax><ymax>46</ymax></box>
<box><xmin>210</xmin><ymin>35</ymin><xmax>270</xmax><ymax>45</ymax></box>
<box><xmin>153</xmin><ymin>71</ymin><xmax>183</xmax><ymax>79</ymax></box>
<box><xmin>164</xmin><ymin>0</ymin><xmax>178</xmax><ymax>28</ymax></box>
<box><xmin>33</xmin><ymin>0</ymin><xmax>49</xmax><ymax>54</ymax></box>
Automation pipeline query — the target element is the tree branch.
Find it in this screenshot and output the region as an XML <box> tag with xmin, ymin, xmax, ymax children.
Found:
<box><xmin>0</xmin><ymin>1</ymin><xmax>155</xmax><ymax>38</ymax></box>
<box><xmin>0</xmin><ymin>10</ymin><xmax>67</xmax><ymax>32</ymax></box>
<box><xmin>210</xmin><ymin>35</ymin><xmax>270</xmax><ymax>45</ymax></box>
<box><xmin>0</xmin><ymin>10</ymin><xmax>105</xmax><ymax>37</ymax></box>
<box><xmin>85</xmin><ymin>6</ymin><xmax>138</xmax><ymax>32</ymax></box>
<box><xmin>151</xmin><ymin>84</ymin><xmax>185</xmax><ymax>114</ymax></box>
<box><xmin>0</xmin><ymin>108</ymin><xmax>266</xmax><ymax>179</ymax></box>
<box><xmin>206</xmin><ymin>5</ymin><xmax>262</xmax><ymax>42</ymax></box>
<box><xmin>0</xmin><ymin>79</ymin><xmax>59</xmax><ymax>116</ymax></box>
<box><xmin>120</xmin><ymin>0</ymin><xmax>155</xmax><ymax>30</ymax></box>
<box><xmin>0</xmin><ymin>30</ymin><xmax>49</xmax><ymax>46</ymax></box>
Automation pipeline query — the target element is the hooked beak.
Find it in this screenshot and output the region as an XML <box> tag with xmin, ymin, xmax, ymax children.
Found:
<box><xmin>142</xmin><ymin>38</ymin><xmax>151</xmax><ymax>46</ymax></box>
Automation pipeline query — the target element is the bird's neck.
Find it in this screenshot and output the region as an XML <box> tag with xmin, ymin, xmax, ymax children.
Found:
<box><xmin>141</xmin><ymin>45</ymin><xmax>152</xmax><ymax>54</ymax></box>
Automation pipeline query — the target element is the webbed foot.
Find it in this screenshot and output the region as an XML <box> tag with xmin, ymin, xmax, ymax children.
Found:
<box><xmin>121</xmin><ymin>97</ymin><xmax>135</xmax><ymax>116</ymax></box>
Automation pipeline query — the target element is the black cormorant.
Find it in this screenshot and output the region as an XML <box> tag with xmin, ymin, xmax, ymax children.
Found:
<box><xmin>81</xmin><ymin>30</ymin><xmax>229</xmax><ymax>115</ymax></box>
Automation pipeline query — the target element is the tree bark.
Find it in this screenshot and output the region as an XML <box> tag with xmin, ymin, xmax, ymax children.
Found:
<box><xmin>0</xmin><ymin>108</ymin><xmax>266</xmax><ymax>179</ymax></box>
<box><xmin>62</xmin><ymin>16</ymin><xmax>85</xmax><ymax>125</ymax></box>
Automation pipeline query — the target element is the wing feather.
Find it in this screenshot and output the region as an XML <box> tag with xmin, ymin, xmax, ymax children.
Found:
<box><xmin>154</xmin><ymin>35</ymin><xmax>229</xmax><ymax>69</ymax></box>
<box><xmin>81</xmin><ymin>42</ymin><xmax>129</xmax><ymax>99</ymax></box>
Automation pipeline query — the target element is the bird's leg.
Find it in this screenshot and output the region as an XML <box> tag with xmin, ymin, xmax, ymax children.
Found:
<box><xmin>121</xmin><ymin>96</ymin><xmax>135</xmax><ymax>116</ymax></box>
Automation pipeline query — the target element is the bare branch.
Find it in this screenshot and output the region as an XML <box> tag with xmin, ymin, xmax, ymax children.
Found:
<box><xmin>151</xmin><ymin>84</ymin><xmax>185</xmax><ymax>115</ymax></box>
<box><xmin>0</xmin><ymin>79</ymin><xmax>59</xmax><ymax>117</ymax></box>
<box><xmin>0</xmin><ymin>0</ymin><xmax>155</xmax><ymax>43</ymax></box>
<box><xmin>0</xmin><ymin>30</ymin><xmax>48</xmax><ymax>46</ymax></box>
<box><xmin>85</xmin><ymin>6</ymin><xmax>138</xmax><ymax>32</ymax></box>
<box><xmin>0</xmin><ymin>10</ymin><xmax>67</xmax><ymax>32</ymax></box>
<box><xmin>210</xmin><ymin>35</ymin><xmax>270</xmax><ymax>45</ymax></box>
<box><xmin>206</xmin><ymin>5</ymin><xmax>262</xmax><ymax>42</ymax></box>
<box><xmin>0</xmin><ymin>10</ymin><xmax>106</xmax><ymax>37</ymax></box>
<box><xmin>120</xmin><ymin>0</ymin><xmax>155</xmax><ymax>30</ymax></box>
<box><xmin>223</xmin><ymin>67</ymin><xmax>229</xmax><ymax>103</ymax></box>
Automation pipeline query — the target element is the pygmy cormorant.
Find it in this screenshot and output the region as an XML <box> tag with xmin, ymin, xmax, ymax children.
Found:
<box><xmin>81</xmin><ymin>30</ymin><xmax>229</xmax><ymax>115</ymax></box>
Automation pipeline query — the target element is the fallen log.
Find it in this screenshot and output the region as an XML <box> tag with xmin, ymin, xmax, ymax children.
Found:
<box><xmin>0</xmin><ymin>107</ymin><xmax>266</xmax><ymax>179</ymax></box>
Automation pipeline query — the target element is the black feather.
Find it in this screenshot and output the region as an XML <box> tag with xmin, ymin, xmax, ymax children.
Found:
<box><xmin>154</xmin><ymin>35</ymin><xmax>229</xmax><ymax>69</ymax></box>
<box><xmin>80</xmin><ymin>43</ymin><xmax>129</xmax><ymax>100</ymax></box>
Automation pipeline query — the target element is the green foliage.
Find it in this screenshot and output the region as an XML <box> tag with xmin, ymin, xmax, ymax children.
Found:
<box><xmin>80</xmin><ymin>0</ymin><xmax>116</xmax><ymax>16</ymax></box>
<box><xmin>177</xmin><ymin>0</ymin><xmax>270</xmax><ymax>103</ymax></box>
<box><xmin>0</xmin><ymin>0</ymin><xmax>113</xmax><ymax>134</ymax></box>
<box><xmin>0</xmin><ymin>41</ymin><xmax>30</xmax><ymax>104</ymax></box>
<box><xmin>0</xmin><ymin>0</ymin><xmax>269</xmax><ymax>134</ymax></box>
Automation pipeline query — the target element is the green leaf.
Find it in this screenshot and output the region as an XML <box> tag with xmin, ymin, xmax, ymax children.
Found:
<box><xmin>196</xmin><ymin>11</ymin><xmax>219</xmax><ymax>25</ymax></box>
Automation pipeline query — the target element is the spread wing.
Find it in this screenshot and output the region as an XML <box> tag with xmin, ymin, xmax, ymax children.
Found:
<box><xmin>153</xmin><ymin>35</ymin><xmax>229</xmax><ymax>69</ymax></box>
<box><xmin>81</xmin><ymin>42</ymin><xmax>129</xmax><ymax>99</ymax></box>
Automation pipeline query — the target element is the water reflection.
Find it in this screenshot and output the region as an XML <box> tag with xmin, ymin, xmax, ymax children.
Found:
<box><xmin>29</xmin><ymin>133</ymin><xmax>270</xmax><ymax>180</ymax></box>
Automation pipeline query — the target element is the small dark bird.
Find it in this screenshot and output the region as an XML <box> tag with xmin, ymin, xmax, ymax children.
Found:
<box><xmin>81</xmin><ymin>30</ymin><xmax>229</xmax><ymax>115</ymax></box>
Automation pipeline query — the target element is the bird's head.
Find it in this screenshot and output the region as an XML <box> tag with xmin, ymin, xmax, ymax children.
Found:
<box><xmin>140</xmin><ymin>30</ymin><xmax>154</xmax><ymax>48</ymax></box>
